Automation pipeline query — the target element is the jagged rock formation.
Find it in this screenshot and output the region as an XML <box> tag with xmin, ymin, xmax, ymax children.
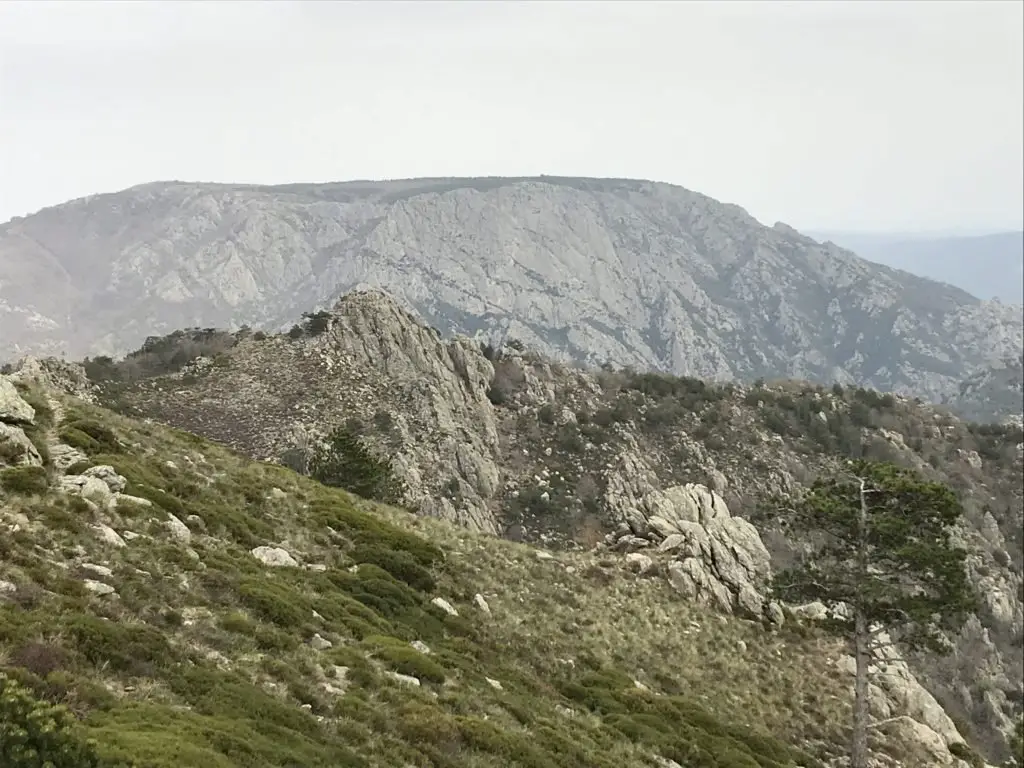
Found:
<box><xmin>82</xmin><ymin>289</ymin><xmax>1024</xmax><ymax>765</ymax></box>
<box><xmin>603</xmin><ymin>472</ymin><xmax>774</xmax><ymax>621</ymax></box>
<box><xmin>1</xmin><ymin>177</ymin><xmax>1021</xmax><ymax>419</ymax></box>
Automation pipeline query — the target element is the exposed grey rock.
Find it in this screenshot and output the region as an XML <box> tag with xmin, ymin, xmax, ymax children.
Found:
<box><xmin>83</xmin><ymin>465</ymin><xmax>127</xmax><ymax>494</ymax></box>
<box><xmin>608</xmin><ymin>477</ymin><xmax>773</xmax><ymax>619</ymax></box>
<box><xmin>386</xmin><ymin>671</ymin><xmax>421</xmax><ymax>687</ymax></box>
<box><xmin>0</xmin><ymin>423</ymin><xmax>42</xmax><ymax>467</ymax></box>
<box><xmin>83</xmin><ymin>580</ymin><xmax>116</xmax><ymax>596</ymax></box>
<box><xmin>60</xmin><ymin>474</ymin><xmax>113</xmax><ymax>507</ymax></box>
<box><xmin>310</xmin><ymin>633</ymin><xmax>333</xmax><ymax>651</ymax></box>
<box><xmin>48</xmin><ymin>441</ymin><xmax>87</xmax><ymax>473</ymax></box>
<box><xmin>473</xmin><ymin>593</ymin><xmax>491</xmax><ymax>614</ymax></box>
<box><xmin>624</xmin><ymin>552</ymin><xmax>656</xmax><ymax>576</ymax></box>
<box><xmin>0</xmin><ymin>378</ymin><xmax>34</xmax><ymax>424</ymax></box>
<box><xmin>946</xmin><ymin>354</ymin><xmax>1024</xmax><ymax>424</ymax></box>
<box><xmin>111</xmin><ymin>493</ymin><xmax>153</xmax><ymax>509</ymax></box>
<box><xmin>250</xmin><ymin>545</ymin><xmax>298</xmax><ymax>567</ymax></box>
<box><xmin>5</xmin><ymin>357</ymin><xmax>96</xmax><ymax>402</ymax></box>
<box><xmin>81</xmin><ymin>563</ymin><xmax>114</xmax><ymax>578</ymax></box>
<box><xmin>2</xmin><ymin>177</ymin><xmax>1020</xmax><ymax>419</ymax></box>
<box><xmin>164</xmin><ymin>513</ymin><xmax>192</xmax><ymax>544</ymax></box>
<box><xmin>431</xmin><ymin>597</ymin><xmax>458</xmax><ymax>616</ymax></box>
<box><xmin>92</xmin><ymin>524</ymin><xmax>126</xmax><ymax>548</ymax></box>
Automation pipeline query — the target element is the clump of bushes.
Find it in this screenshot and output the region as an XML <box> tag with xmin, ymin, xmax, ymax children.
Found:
<box><xmin>553</xmin><ymin>665</ymin><xmax>822</xmax><ymax>768</ymax></box>
<box><xmin>0</xmin><ymin>466</ymin><xmax>49</xmax><ymax>495</ymax></box>
<box><xmin>311</xmin><ymin>500</ymin><xmax>442</xmax><ymax>569</ymax></box>
<box><xmin>65</xmin><ymin>615</ymin><xmax>173</xmax><ymax>676</ymax></box>
<box><xmin>0</xmin><ymin>671</ymin><xmax>118</xmax><ymax>768</ymax></box>
<box><xmin>236</xmin><ymin>578</ymin><xmax>312</xmax><ymax>629</ymax></box>
<box><xmin>58</xmin><ymin>419</ymin><xmax>121</xmax><ymax>455</ymax></box>
<box><xmin>362</xmin><ymin>635</ymin><xmax>447</xmax><ymax>684</ymax></box>
<box><xmin>82</xmin><ymin>328</ymin><xmax>237</xmax><ymax>384</ymax></box>
<box><xmin>349</xmin><ymin>544</ymin><xmax>436</xmax><ymax>592</ymax></box>
<box><xmin>487</xmin><ymin>359</ymin><xmax>526</xmax><ymax>406</ymax></box>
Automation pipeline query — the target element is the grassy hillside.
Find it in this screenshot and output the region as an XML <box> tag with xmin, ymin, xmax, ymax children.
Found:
<box><xmin>75</xmin><ymin>311</ymin><xmax>1024</xmax><ymax>763</ymax></box>
<box><xmin>0</xmin><ymin>383</ymin><xmax>963</xmax><ymax>768</ymax></box>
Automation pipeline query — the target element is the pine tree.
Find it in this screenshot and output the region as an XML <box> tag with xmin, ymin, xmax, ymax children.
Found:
<box><xmin>769</xmin><ymin>460</ymin><xmax>975</xmax><ymax>768</ymax></box>
<box><xmin>308</xmin><ymin>426</ymin><xmax>407</xmax><ymax>505</ymax></box>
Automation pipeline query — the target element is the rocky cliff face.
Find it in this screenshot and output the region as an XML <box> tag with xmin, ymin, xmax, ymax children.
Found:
<box><xmin>948</xmin><ymin>355</ymin><xmax>1024</xmax><ymax>426</ymax></box>
<box><xmin>2</xmin><ymin>177</ymin><xmax>1021</xmax><ymax>419</ymax></box>
<box><xmin>88</xmin><ymin>289</ymin><xmax>1024</xmax><ymax>765</ymax></box>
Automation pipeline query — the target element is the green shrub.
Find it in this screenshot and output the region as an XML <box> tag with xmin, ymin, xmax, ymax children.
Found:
<box><xmin>66</xmin><ymin>615</ymin><xmax>173</xmax><ymax>674</ymax></box>
<box><xmin>217</xmin><ymin>609</ymin><xmax>301</xmax><ymax>652</ymax></box>
<box><xmin>314</xmin><ymin>592</ymin><xmax>394</xmax><ymax>638</ymax></box>
<box><xmin>1</xmin><ymin>466</ymin><xmax>49</xmax><ymax>495</ymax></box>
<box><xmin>949</xmin><ymin>741</ymin><xmax>984</xmax><ymax>767</ymax></box>
<box><xmin>0</xmin><ymin>671</ymin><xmax>117</xmax><ymax>768</ymax></box>
<box><xmin>311</xmin><ymin>501</ymin><xmax>442</xmax><ymax>568</ymax></box>
<box><xmin>362</xmin><ymin>636</ymin><xmax>447</xmax><ymax>684</ymax></box>
<box><xmin>31</xmin><ymin>497</ymin><xmax>92</xmax><ymax>534</ymax></box>
<box><xmin>302</xmin><ymin>311</ymin><xmax>332</xmax><ymax>336</ymax></box>
<box><xmin>236</xmin><ymin>578</ymin><xmax>311</xmax><ymax>628</ymax></box>
<box><xmin>60</xmin><ymin>420</ymin><xmax>121</xmax><ymax>455</ymax></box>
<box><xmin>349</xmin><ymin>544</ymin><xmax>436</xmax><ymax>592</ymax></box>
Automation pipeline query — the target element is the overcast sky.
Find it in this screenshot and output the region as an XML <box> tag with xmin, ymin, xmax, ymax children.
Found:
<box><xmin>1</xmin><ymin>0</ymin><xmax>1021</xmax><ymax>232</ymax></box>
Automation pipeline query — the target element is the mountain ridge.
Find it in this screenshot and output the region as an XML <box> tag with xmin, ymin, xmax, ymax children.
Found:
<box><xmin>809</xmin><ymin>230</ymin><xmax>1024</xmax><ymax>304</ymax></box>
<box><xmin>2</xmin><ymin>176</ymin><xmax>1021</xmax><ymax>419</ymax></box>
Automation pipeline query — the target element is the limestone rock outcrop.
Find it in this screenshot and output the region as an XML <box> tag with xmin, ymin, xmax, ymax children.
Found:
<box><xmin>604</xmin><ymin>467</ymin><xmax>773</xmax><ymax>620</ymax></box>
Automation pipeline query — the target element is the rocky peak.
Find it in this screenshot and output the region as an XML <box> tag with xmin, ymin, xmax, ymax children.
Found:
<box><xmin>2</xmin><ymin>177</ymin><xmax>1022</xmax><ymax>421</ymax></box>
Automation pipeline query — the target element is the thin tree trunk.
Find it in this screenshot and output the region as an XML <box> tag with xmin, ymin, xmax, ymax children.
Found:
<box><xmin>851</xmin><ymin>477</ymin><xmax>871</xmax><ymax>768</ymax></box>
<box><xmin>851</xmin><ymin>606</ymin><xmax>870</xmax><ymax>768</ymax></box>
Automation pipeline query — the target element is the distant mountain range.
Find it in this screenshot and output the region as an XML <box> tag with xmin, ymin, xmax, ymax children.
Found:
<box><xmin>810</xmin><ymin>230</ymin><xmax>1024</xmax><ymax>304</ymax></box>
<box><xmin>0</xmin><ymin>176</ymin><xmax>1020</xmax><ymax>416</ymax></box>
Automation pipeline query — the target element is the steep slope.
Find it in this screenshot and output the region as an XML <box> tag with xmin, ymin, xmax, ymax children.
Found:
<box><xmin>947</xmin><ymin>355</ymin><xmax>1024</xmax><ymax>426</ymax></box>
<box><xmin>1</xmin><ymin>177</ymin><xmax>1021</xmax><ymax>411</ymax></box>
<box><xmin>1</xmin><ymin>359</ymin><xmax>991</xmax><ymax>768</ymax></box>
<box><xmin>811</xmin><ymin>231</ymin><xmax>1024</xmax><ymax>305</ymax></box>
<box><xmin>80</xmin><ymin>290</ymin><xmax>1024</xmax><ymax>765</ymax></box>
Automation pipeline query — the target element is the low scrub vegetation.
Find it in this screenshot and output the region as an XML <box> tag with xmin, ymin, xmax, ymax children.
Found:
<box><xmin>0</xmin><ymin>394</ymin><xmax>873</xmax><ymax>767</ymax></box>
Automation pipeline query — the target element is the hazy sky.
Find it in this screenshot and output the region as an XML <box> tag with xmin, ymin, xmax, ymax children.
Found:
<box><xmin>1</xmin><ymin>0</ymin><xmax>1022</xmax><ymax>232</ymax></box>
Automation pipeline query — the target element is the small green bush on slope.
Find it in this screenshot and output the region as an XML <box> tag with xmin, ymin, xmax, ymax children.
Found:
<box><xmin>0</xmin><ymin>395</ymin><xmax>922</xmax><ymax>768</ymax></box>
<box><xmin>0</xmin><ymin>670</ymin><xmax>123</xmax><ymax>768</ymax></box>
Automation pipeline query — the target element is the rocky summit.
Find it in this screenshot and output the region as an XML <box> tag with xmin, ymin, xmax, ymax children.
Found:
<box><xmin>59</xmin><ymin>288</ymin><xmax>1024</xmax><ymax>767</ymax></box>
<box><xmin>1</xmin><ymin>177</ymin><xmax>1021</xmax><ymax>420</ymax></box>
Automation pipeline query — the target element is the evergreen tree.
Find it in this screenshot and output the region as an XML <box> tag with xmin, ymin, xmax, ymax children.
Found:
<box><xmin>308</xmin><ymin>426</ymin><xmax>407</xmax><ymax>505</ymax></box>
<box><xmin>769</xmin><ymin>460</ymin><xmax>975</xmax><ymax>768</ymax></box>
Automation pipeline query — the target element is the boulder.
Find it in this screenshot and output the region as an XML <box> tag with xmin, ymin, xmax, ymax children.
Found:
<box><xmin>250</xmin><ymin>546</ymin><xmax>299</xmax><ymax>567</ymax></box>
<box><xmin>0</xmin><ymin>379</ymin><xmax>34</xmax><ymax>424</ymax></box>
<box><xmin>83</xmin><ymin>465</ymin><xmax>127</xmax><ymax>493</ymax></box>
<box><xmin>0</xmin><ymin>423</ymin><xmax>42</xmax><ymax>467</ymax></box>
<box><xmin>60</xmin><ymin>475</ymin><xmax>114</xmax><ymax>507</ymax></box>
